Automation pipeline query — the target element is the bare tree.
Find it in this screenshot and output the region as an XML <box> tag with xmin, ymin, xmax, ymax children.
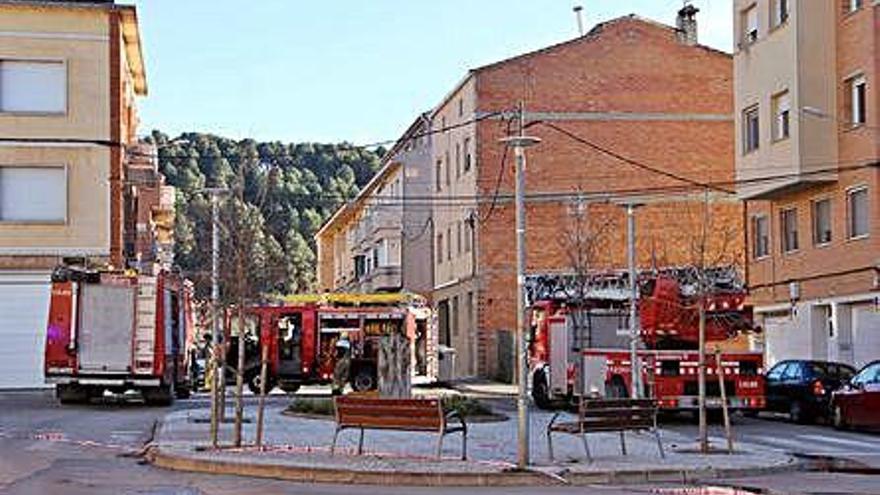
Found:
<box><xmin>663</xmin><ymin>190</ymin><xmax>744</xmax><ymax>454</ymax></box>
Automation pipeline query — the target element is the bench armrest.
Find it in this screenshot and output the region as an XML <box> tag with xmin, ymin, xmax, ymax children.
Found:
<box><xmin>445</xmin><ymin>410</ymin><xmax>467</xmax><ymax>432</ymax></box>
<box><xmin>547</xmin><ymin>411</ymin><xmax>562</xmax><ymax>431</ymax></box>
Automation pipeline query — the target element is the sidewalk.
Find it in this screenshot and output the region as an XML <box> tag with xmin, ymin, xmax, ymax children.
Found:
<box><xmin>150</xmin><ymin>401</ymin><xmax>798</xmax><ymax>487</ymax></box>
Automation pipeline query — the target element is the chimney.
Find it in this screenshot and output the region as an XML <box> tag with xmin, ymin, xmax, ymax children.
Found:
<box><xmin>573</xmin><ymin>6</ymin><xmax>585</xmax><ymax>37</ymax></box>
<box><xmin>676</xmin><ymin>3</ymin><xmax>699</xmax><ymax>46</ymax></box>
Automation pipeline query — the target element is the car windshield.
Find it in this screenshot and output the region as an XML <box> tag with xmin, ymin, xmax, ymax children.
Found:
<box><xmin>853</xmin><ymin>363</ymin><xmax>880</xmax><ymax>385</ymax></box>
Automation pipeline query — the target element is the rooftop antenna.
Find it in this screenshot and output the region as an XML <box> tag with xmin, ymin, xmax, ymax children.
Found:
<box><xmin>573</xmin><ymin>6</ymin><xmax>584</xmax><ymax>36</ymax></box>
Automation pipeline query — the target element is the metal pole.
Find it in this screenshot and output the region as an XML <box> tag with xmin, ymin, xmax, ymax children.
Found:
<box><xmin>514</xmin><ymin>105</ymin><xmax>528</xmax><ymax>470</ymax></box>
<box><xmin>627</xmin><ymin>204</ymin><xmax>640</xmax><ymax>399</ymax></box>
<box><xmin>256</xmin><ymin>344</ymin><xmax>269</xmax><ymax>448</ymax></box>
<box><xmin>500</xmin><ymin>105</ymin><xmax>540</xmax><ymax>470</ymax></box>
<box><xmin>210</xmin><ymin>193</ymin><xmax>220</xmax><ymax>446</ymax></box>
<box><xmin>698</xmin><ymin>189</ymin><xmax>710</xmax><ymax>454</ymax></box>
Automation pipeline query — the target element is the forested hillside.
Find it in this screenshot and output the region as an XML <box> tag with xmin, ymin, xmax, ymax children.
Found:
<box><xmin>146</xmin><ymin>131</ymin><xmax>383</xmax><ymax>300</ymax></box>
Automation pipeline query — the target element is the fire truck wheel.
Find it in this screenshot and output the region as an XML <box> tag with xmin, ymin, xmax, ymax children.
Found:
<box><xmin>143</xmin><ymin>386</ymin><xmax>174</xmax><ymax>407</ymax></box>
<box><xmin>175</xmin><ymin>384</ymin><xmax>192</xmax><ymax>400</ymax></box>
<box><xmin>351</xmin><ymin>367</ymin><xmax>377</xmax><ymax>392</ymax></box>
<box><xmin>531</xmin><ymin>370</ymin><xmax>552</xmax><ymax>410</ymax></box>
<box><xmin>57</xmin><ymin>384</ymin><xmax>89</xmax><ymax>405</ymax></box>
<box><xmin>247</xmin><ymin>370</ymin><xmax>277</xmax><ymax>395</ymax></box>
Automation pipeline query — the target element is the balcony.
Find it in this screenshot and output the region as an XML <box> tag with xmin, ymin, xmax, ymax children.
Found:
<box><xmin>361</xmin><ymin>265</ymin><xmax>402</xmax><ymax>292</ymax></box>
<box><xmin>353</xmin><ymin>206</ymin><xmax>402</xmax><ymax>246</ymax></box>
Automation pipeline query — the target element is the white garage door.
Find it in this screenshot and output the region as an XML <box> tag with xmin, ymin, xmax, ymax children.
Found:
<box><xmin>0</xmin><ymin>273</ymin><xmax>51</xmax><ymax>389</ymax></box>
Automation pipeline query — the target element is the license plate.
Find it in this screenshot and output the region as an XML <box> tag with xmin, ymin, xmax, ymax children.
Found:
<box><xmin>706</xmin><ymin>398</ymin><xmax>723</xmax><ymax>407</ymax></box>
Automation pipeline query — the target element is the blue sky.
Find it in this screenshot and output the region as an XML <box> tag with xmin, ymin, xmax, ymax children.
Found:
<box><xmin>133</xmin><ymin>0</ymin><xmax>733</xmax><ymax>145</ymax></box>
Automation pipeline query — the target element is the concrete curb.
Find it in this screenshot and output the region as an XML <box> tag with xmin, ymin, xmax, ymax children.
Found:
<box><xmin>148</xmin><ymin>446</ymin><xmax>802</xmax><ymax>487</ymax></box>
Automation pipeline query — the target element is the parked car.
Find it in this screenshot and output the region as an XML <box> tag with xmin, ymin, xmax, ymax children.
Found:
<box><xmin>830</xmin><ymin>360</ymin><xmax>880</xmax><ymax>431</ymax></box>
<box><xmin>764</xmin><ymin>360</ymin><xmax>856</xmax><ymax>423</ymax></box>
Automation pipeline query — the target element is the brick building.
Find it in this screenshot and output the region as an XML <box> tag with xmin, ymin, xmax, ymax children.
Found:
<box><xmin>734</xmin><ymin>0</ymin><xmax>880</xmax><ymax>368</ymax></box>
<box><xmin>432</xmin><ymin>8</ymin><xmax>742</xmax><ymax>380</ymax></box>
<box><xmin>0</xmin><ymin>0</ymin><xmax>149</xmax><ymax>388</ymax></box>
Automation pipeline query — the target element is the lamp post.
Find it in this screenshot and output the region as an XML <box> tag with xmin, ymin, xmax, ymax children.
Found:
<box><xmin>500</xmin><ymin>104</ymin><xmax>540</xmax><ymax>469</ymax></box>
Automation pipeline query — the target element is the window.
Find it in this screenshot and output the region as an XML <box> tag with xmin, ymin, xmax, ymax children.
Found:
<box><xmin>780</xmin><ymin>208</ymin><xmax>799</xmax><ymax>253</ymax></box>
<box><xmin>455</xmin><ymin>142</ymin><xmax>461</xmax><ymax>178</ymax></box>
<box><xmin>435</xmin><ymin>159</ymin><xmax>442</xmax><ymax>192</ymax></box>
<box><xmin>848</xmin><ymin>0</ymin><xmax>863</xmax><ymax>13</ymax></box>
<box><xmin>445</xmin><ymin>151</ymin><xmax>451</xmax><ymax>186</ymax></box>
<box><xmin>845</xmin><ymin>75</ymin><xmax>867</xmax><ymax>126</ymax></box>
<box><xmin>743</xmin><ymin>105</ymin><xmax>760</xmax><ymax>153</ymax></box>
<box><xmin>772</xmin><ymin>91</ymin><xmax>790</xmax><ymax>141</ymax></box>
<box><xmin>0</xmin><ymin>60</ymin><xmax>66</xmax><ymax>113</ymax></box>
<box><xmin>458</xmin><ymin>98</ymin><xmax>464</xmax><ymax>117</ymax></box>
<box><xmin>0</xmin><ymin>167</ymin><xmax>66</xmax><ymax>222</ymax></box>
<box><xmin>446</xmin><ymin>227</ymin><xmax>452</xmax><ymax>261</ymax></box>
<box><xmin>766</xmin><ymin>362</ymin><xmax>789</xmax><ymax>381</ymax></box>
<box><xmin>436</xmin><ymin>233</ymin><xmax>444</xmax><ymax>265</ymax></box>
<box><xmin>464</xmin><ymin>216</ymin><xmax>472</xmax><ymax>252</ymax></box>
<box><xmin>464</xmin><ymin>137</ymin><xmax>472</xmax><ymax>172</ymax></box>
<box><xmin>772</xmin><ymin>0</ymin><xmax>789</xmax><ymax>27</ymax></box>
<box><xmin>783</xmin><ymin>362</ymin><xmax>804</xmax><ymax>380</ymax></box>
<box><xmin>742</xmin><ymin>5</ymin><xmax>758</xmax><ymax>44</ymax></box>
<box><xmin>753</xmin><ymin>215</ymin><xmax>769</xmax><ymax>258</ymax></box>
<box><xmin>847</xmin><ymin>187</ymin><xmax>869</xmax><ymax>238</ymax></box>
<box><xmin>452</xmin><ymin>296</ymin><xmax>459</xmax><ymax>336</ymax></box>
<box><xmin>456</xmin><ymin>221</ymin><xmax>462</xmax><ymax>255</ymax></box>
<box><xmin>812</xmin><ymin>198</ymin><xmax>832</xmax><ymax>245</ymax></box>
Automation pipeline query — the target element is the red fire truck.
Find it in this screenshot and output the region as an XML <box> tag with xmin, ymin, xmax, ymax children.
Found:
<box><xmin>529</xmin><ymin>268</ymin><xmax>765</xmax><ymax>413</ymax></box>
<box><xmin>44</xmin><ymin>265</ymin><xmax>194</xmax><ymax>405</ymax></box>
<box><xmin>228</xmin><ymin>293</ymin><xmax>434</xmax><ymax>394</ymax></box>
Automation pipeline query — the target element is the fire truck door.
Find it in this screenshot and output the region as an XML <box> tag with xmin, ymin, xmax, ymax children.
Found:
<box><xmin>549</xmin><ymin>318</ymin><xmax>569</xmax><ymax>393</ymax></box>
<box><xmin>277</xmin><ymin>313</ymin><xmax>302</xmax><ymax>375</ymax></box>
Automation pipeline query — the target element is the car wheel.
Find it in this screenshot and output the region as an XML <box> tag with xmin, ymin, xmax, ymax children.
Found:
<box><xmin>789</xmin><ymin>400</ymin><xmax>808</xmax><ymax>424</ymax></box>
<box><xmin>832</xmin><ymin>405</ymin><xmax>848</xmax><ymax>430</ymax></box>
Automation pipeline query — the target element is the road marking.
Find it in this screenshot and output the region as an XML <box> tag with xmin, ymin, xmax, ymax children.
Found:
<box><xmin>797</xmin><ymin>434</ymin><xmax>880</xmax><ymax>449</ymax></box>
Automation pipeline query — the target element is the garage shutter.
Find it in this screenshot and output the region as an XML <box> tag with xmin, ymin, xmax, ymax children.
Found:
<box><xmin>0</xmin><ymin>274</ymin><xmax>51</xmax><ymax>389</ymax></box>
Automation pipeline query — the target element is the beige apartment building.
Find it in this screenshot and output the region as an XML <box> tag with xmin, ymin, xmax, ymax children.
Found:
<box><xmin>0</xmin><ymin>0</ymin><xmax>147</xmax><ymax>388</ymax></box>
<box><xmin>734</xmin><ymin>0</ymin><xmax>879</xmax><ymax>368</ymax></box>
<box><xmin>316</xmin><ymin>115</ymin><xmax>434</xmax><ymax>295</ymax></box>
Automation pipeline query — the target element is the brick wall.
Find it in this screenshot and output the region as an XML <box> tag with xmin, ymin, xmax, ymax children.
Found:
<box><xmin>470</xmin><ymin>16</ymin><xmax>739</xmax><ymax>375</ymax></box>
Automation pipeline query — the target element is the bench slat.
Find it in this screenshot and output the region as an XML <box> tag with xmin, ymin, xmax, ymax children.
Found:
<box><xmin>582</xmin><ymin>399</ymin><xmax>656</xmax><ymax>409</ymax></box>
<box><xmin>578</xmin><ymin>409</ymin><xmax>655</xmax><ymax>419</ymax></box>
<box><xmin>338</xmin><ymin>414</ymin><xmax>442</xmax><ymax>430</ymax></box>
<box><xmin>336</xmin><ymin>397</ymin><xmax>440</xmax><ymax>408</ymax></box>
<box><xmin>337</xmin><ymin>405</ymin><xmax>442</xmax><ymax>419</ymax></box>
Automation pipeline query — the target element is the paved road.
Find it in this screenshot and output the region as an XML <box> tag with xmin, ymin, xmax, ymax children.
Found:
<box><xmin>1</xmin><ymin>391</ymin><xmax>878</xmax><ymax>495</ymax></box>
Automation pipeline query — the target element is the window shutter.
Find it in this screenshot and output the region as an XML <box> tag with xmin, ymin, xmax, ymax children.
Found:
<box><xmin>0</xmin><ymin>61</ymin><xmax>66</xmax><ymax>113</ymax></box>
<box><xmin>0</xmin><ymin>167</ymin><xmax>67</xmax><ymax>222</ymax></box>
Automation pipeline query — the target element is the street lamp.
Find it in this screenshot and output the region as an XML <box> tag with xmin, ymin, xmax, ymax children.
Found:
<box><xmin>500</xmin><ymin>104</ymin><xmax>540</xmax><ymax>470</ymax></box>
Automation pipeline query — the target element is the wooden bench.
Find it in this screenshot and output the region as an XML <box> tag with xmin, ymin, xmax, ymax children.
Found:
<box><xmin>546</xmin><ymin>398</ymin><xmax>664</xmax><ymax>462</ymax></box>
<box><xmin>331</xmin><ymin>396</ymin><xmax>467</xmax><ymax>460</ymax></box>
